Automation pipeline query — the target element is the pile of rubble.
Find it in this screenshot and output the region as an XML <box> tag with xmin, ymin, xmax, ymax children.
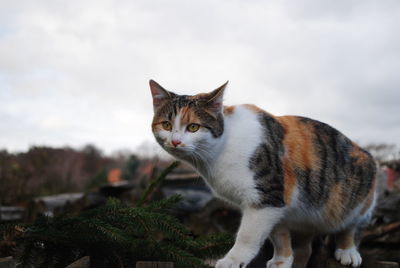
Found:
<box><xmin>360</xmin><ymin>190</ymin><xmax>400</xmax><ymax>264</ymax></box>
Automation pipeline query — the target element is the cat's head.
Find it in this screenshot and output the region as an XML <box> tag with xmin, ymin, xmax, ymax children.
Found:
<box><xmin>149</xmin><ymin>80</ymin><xmax>227</xmax><ymax>160</ymax></box>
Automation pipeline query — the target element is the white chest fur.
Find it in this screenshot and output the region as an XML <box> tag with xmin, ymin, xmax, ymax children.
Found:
<box><xmin>200</xmin><ymin>106</ymin><xmax>263</xmax><ymax>207</ymax></box>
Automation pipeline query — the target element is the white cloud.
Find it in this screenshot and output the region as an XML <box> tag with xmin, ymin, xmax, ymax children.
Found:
<box><xmin>0</xmin><ymin>0</ymin><xmax>399</xmax><ymax>154</ymax></box>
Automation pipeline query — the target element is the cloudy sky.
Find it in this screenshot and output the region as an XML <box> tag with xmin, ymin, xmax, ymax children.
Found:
<box><xmin>0</xmin><ymin>0</ymin><xmax>399</xmax><ymax>155</ymax></box>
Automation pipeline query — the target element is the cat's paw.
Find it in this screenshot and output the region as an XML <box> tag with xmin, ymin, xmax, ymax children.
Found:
<box><xmin>215</xmin><ymin>256</ymin><xmax>247</xmax><ymax>268</ymax></box>
<box><xmin>266</xmin><ymin>255</ymin><xmax>293</xmax><ymax>268</ymax></box>
<box><xmin>335</xmin><ymin>247</ymin><xmax>362</xmax><ymax>267</ymax></box>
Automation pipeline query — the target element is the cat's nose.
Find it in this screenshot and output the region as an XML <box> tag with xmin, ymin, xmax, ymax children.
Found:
<box><xmin>171</xmin><ymin>140</ymin><xmax>181</xmax><ymax>147</ymax></box>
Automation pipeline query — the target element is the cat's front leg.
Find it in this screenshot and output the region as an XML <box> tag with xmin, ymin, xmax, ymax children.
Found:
<box><xmin>216</xmin><ymin>206</ymin><xmax>285</xmax><ymax>268</ymax></box>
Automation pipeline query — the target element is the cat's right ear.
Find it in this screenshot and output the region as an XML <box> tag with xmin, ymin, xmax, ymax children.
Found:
<box><xmin>149</xmin><ymin>80</ymin><xmax>173</xmax><ymax>109</ymax></box>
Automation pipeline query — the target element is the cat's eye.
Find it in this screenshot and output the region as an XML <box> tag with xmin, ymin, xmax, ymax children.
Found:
<box><xmin>162</xmin><ymin>121</ymin><xmax>172</xmax><ymax>131</ymax></box>
<box><xmin>187</xmin><ymin>123</ymin><xmax>200</xmax><ymax>133</ymax></box>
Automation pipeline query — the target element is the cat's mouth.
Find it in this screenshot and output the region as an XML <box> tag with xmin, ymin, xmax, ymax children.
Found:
<box><xmin>164</xmin><ymin>143</ymin><xmax>180</xmax><ymax>150</ymax></box>
<box><xmin>164</xmin><ymin>145</ymin><xmax>189</xmax><ymax>155</ymax></box>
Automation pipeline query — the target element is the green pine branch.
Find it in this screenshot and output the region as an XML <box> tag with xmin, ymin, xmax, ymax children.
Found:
<box><xmin>137</xmin><ymin>161</ymin><xmax>180</xmax><ymax>206</ymax></box>
<box><xmin>0</xmin><ymin>161</ymin><xmax>233</xmax><ymax>267</ymax></box>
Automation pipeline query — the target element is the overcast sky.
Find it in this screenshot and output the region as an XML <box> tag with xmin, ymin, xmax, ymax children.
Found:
<box><xmin>0</xmin><ymin>0</ymin><xmax>399</xmax><ymax>155</ymax></box>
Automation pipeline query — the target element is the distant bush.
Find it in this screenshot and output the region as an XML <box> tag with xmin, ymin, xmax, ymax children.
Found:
<box><xmin>0</xmin><ymin>145</ymin><xmax>121</xmax><ymax>205</ymax></box>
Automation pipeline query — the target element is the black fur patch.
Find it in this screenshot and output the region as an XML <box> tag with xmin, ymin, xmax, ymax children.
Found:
<box><xmin>249</xmin><ymin>113</ymin><xmax>286</xmax><ymax>207</ymax></box>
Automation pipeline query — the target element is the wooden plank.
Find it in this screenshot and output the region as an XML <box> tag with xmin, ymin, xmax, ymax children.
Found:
<box><xmin>65</xmin><ymin>256</ymin><xmax>90</xmax><ymax>268</ymax></box>
<box><xmin>135</xmin><ymin>262</ymin><xmax>174</xmax><ymax>268</ymax></box>
<box><xmin>0</xmin><ymin>256</ymin><xmax>16</xmax><ymax>268</ymax></box>
<box><xmin>159</xmin><ymin>263</ymin><xmax>174</xmax><ymax>268</ymax></box>
<box><xmin>136</xmin><ymin>262</ymin><xmax>151</xmax><ymax>268</ymax></box>
<box><xmin>376</xmin><ymin>261</ymin><xmax>399</xmax><ymax>268</ymax></box>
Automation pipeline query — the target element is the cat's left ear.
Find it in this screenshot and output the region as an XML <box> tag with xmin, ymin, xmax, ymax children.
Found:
<box><xmin>206</xmin><ymin>81</ymin><xmax>228</xmax><ymax>113</ymax></box>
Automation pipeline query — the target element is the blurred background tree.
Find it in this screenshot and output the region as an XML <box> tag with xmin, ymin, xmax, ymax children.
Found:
<box><xmin>0</xmin><ymin>145</ymin><xmax>119</xmax><ymax>205</ymax></box>
<box><xmin>121</xmin><ymin>154</ymin><xmax>140</xmax><ymax>181</ymax></box>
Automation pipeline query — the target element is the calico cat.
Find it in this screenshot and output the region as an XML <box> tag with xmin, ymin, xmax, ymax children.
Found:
<box><xmin>149</xmin><ymin>80</ymin><xmax>376</xmax><ymax>268</ymax></box>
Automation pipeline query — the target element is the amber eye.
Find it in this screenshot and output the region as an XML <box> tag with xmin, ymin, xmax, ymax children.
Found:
<box><xmin>187</xmin><ymin>123</ymin><xmax>200</xmax><ymax>133</ymax></box>
<box><xmin>162</xmin><ymin>121</ymin><xmax>172</xmax><ymax>131</ymax></box>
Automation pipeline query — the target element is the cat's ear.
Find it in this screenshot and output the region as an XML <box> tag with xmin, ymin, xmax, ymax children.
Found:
<box><xmin>149</xmin><ymin>80</ymin><xmax>174</xmax><ymax>109</ymax></box>
<box><xmin>206</xmin><ymin>81</ymin><xmax>228</xmax><ymax>113</ymax></box>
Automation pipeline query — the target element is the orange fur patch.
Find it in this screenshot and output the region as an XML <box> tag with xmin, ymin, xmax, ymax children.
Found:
<box><xmin>271</xmin><ymin>227</ymin><xmax>293</xmax><ymax>258</ymax></box>
<box><xmin>323</xmin><ymin>183</ymin><xmax>344</xmax><ymax>225</ymax></box>
<box><xmin>350</xmin><ymin>143</ymin><xmax>369</xmax><ymax>165</ymax></box>
<box><xmin>179</xmin><ymin>107</ymin><xmax>201</xmax><ymax>126</ymax></box>
<box><xmin>223</xmin><ymin>105</ymin><xmax>235</xmax><ymax>115</ymax></box>
<box><xmin>336</xmin><ymin>229</ymin><xmax>356</xmax><ymax>249</ymax></box>
<box><xmin>276</xmin><ymin>116</ymin><xmax>320</xmax><ymax>204</ymax></box>
<box><xmin>277</xmin><ymin>235</ymin><xmax>292</xmax><ymax>258</ymax></box>
<box><xmin>151</xmin><ymin>121</ymin><xmax>163</xmax><ymax>132</ymax></box>
<box><xmin>281</xmin><ymin>161</ymin><xmax>296</xmax><ymax>205</ymax></box>
<box><xmin>243</xmin><ymin>104</ymin><xmax>269</xmax><ymax>114</ymax></box>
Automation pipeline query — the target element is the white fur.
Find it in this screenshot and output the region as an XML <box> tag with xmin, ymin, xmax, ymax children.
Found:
<box><xmin>199</xmin><ymin>105</ymin><xmax>265</xmax><ymax>207</ymax></box>
<box><xmin>335</xmin><ymin>246</ymin><xmax>362</xmax><ymax>267</ymax></box>
<box><xmin>172</xmin><ymin>112</ymin><xmax>182</xmax><ymax>137</ymax></box>
<box><xmin>216</xmin><ymin>207</ymin><xmax>285</xmax><ymax>268</ymax></box>
<box><xmin>267</xmin><ymin>255</ymin><xmax>294</xmax><ymax>268</ymax></box>
<box><xmin>171</xmin><ymin>105</ymin><xmax>287</xmax><ymax>267</ymax></box>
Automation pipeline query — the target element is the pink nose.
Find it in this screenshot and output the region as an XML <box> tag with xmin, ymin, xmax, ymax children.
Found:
<box><xmin>171</xmin><ymin>140</ymin><xmax>181</xmax><ymax>147</ymax></box>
